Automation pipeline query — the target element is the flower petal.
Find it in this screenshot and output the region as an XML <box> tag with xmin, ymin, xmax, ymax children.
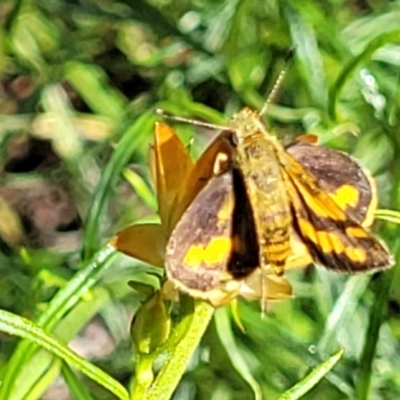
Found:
<box><xmin>152</xmin><ymin>123</ymin><xmax>193</xmax><ymax>233</ymax></box>
<box><xmin>111</xmin><ymin>223</ymin><xmax>166</xmax><ymax>267</ymax></box>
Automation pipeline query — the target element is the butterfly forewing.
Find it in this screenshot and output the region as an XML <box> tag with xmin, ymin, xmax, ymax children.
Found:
<box><xmin>166</xmin><ymin>170</ymin><xmax>234</xmax><ymax>292</ymax></box>
<box><xmin>165</xmin><ymin>143</ymin><xmax>261</xmax><ymax>303</ymax></box>
<box><xmin>281</xmin><ymin>150</ymin><xmax>393</xmax><ymax>273</ymax></box>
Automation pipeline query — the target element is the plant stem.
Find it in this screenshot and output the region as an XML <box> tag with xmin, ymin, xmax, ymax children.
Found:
<box><xmin>146</xmin><ymin>300</ymin><xmax>214</xmax><ymax>400</ymax></box>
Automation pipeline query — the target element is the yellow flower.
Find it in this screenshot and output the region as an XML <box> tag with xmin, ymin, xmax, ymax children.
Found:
<box><xmin>111</xmin><ymin>122</ymin><xmax>293</xmax><ymax>306</ymax></box>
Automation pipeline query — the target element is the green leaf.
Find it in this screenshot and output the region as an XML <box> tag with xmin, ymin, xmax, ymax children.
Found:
<box><xmin>375</xmin><ymin>209</ymin><xmax>400</xmax><ymax>225</ymax></box>
<box><xmin>0</xmin><ymin>247</ymin><xmax>116</xmax><ymax>399</ymax></box>
<box><xmin>329</xmin><ymin>29</ymin><xmax>400</xmax><ymax>119</ymax></box>
<box><xmin>0</xmin><ymin>309</ymin><xmax>129</xmax><ymax>400</ymax></box>
<box><xmin>284</xmin><ymin>3</ymin><xmax>328</xmax><ymax>110</ymax></box>
<box><xmin>65</xmin><ymin>61</ymin><xmax>127</xmax><ymax>120</ymax></box>
<box><xmin>62</xmin><ymin>363</ymin><xmax>95</xmax><ymax>400</ymax></box>
<box><xmin>122</xmin><ymin>168</ymin><xmax>157</xmax><ymax>212</ymax></box>
<box><xmin>228</xmin><ymin>52</ymin><xmax>266</xmax><ymax>92</ymax></box>
<box><xmin>131</xmin><ymin>291</ymin><xmax>171</xmax><ymax>355</ymax></box>
<box><xmin>318</xmin><ymin>275</ymin><xmax>371</xmax><ymax>353</ymax></box>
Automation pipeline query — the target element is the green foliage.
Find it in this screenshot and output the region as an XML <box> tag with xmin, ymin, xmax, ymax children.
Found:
<box><xmin>0</xmin><ymin>0</ymin><xmax>399</xmax><ymax>399</ymax></box>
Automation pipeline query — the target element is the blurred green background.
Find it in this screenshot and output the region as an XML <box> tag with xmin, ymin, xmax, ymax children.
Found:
<box><xmin>0</xmin><ymin>0</ymin><xmax>400</xmax><ymax>399</ymax></box>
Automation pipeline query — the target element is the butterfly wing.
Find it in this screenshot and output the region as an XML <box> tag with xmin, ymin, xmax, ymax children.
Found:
<box><xmin>281</xmin><ymin>148</ymin><xmax>393</xmax><ymax>273</ymax></box>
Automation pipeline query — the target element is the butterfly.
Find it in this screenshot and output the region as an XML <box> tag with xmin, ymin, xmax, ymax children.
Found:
<box><xmin>163</xmin><ymin>107</ymin><xmax>393</xmax><ymax>306</ymax></box>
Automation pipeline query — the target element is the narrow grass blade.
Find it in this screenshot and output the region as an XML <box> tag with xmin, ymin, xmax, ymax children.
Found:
<box><xmin>65</xmin><ymin>61</ymin><xmax>127</xmax><ymax>120</ymax></box>
<box><xmin>356</xmin><ymin>272</ymin><xmax>392</xmax><ymax>400</ymax></box>
<box><xmin>329</xmin><ymin>29</ymin><xmax>400</xmax><ymax>119</ymax></box>
<box><xmin>277</xmin><ymin>349</ymin><xmax>344</xmax><ymax>400</ymax></box>
<box><xmin>214</xmin><ymin>307</ymin><xmax>261</xmax><ymax>400</ymax></box>
<box><xmin>122</xmin><ymin>168</ymin><xmax>157</xmax><ymax>212</ymax></box>
<box><xmin>82</xmin><ymin>112</ymin><xmax>155</xmax><ymax>260</ymax></box>
<box><xmin>318</xmin><ymin>275</ymin><xmax>371</xmax><ymax>352</ymax></box>
<box><xmin>284</xmin><ymin>4</ymin><xmax>328</xmax><ymax>110</ymax></box>
<box><xmin>375</xmin><ymin>209</ymin><xmax>400</xmax><ymax>225</ymax></box>
<box><xmin>62</xmin><ymin>362</ymin><xmax>95</xmax><ymax>400</ymax></box>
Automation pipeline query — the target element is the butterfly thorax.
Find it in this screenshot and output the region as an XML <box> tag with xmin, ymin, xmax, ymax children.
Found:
<box><xmin>229</xmin><ymin>107</ymin><xmax>292</xmax><ymax>275</ymax></box>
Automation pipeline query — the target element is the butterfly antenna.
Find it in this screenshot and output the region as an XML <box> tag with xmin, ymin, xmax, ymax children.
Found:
<box><xmin>259</xmin><ymin>48</ymin><xmax>295</xmax><ymax>117</ymax></box>
<box><xmin>155</xmin><ymin>109</ymin><xmax>231</xmax><ymax>131</ymax></box>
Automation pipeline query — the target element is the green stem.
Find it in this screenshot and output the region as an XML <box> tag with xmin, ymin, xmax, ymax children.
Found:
<box><xmin>146</xmin><ymin>300</ymin><xmax>214</xmax><ymax>400</ymax></box>
<box><xmin>131</xmin><ymin>355</ymin><xmax>156</xmax><ymax>400</ymax></box>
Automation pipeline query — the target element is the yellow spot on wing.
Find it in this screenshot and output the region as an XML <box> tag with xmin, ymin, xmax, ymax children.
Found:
<box><xmin>345</xmin><ymin>246</ymin><xmax>366</xmax><ymax>263</ymax></box>
<box><xmin>346</xmin><ymin>226</ymin><xmax>369</xmax><ymax>238</ymax></box>
<box><xmin>183</xmin><ymin>244</ymin><xmax>204</xmax><ymax>268</ymax></box>
<box><xmin>298</xmin><ymin>219</ymin><xmax>318</xmax><ymax>243</ymax></box>
<box><xmin>297</xmin><ymin>184</ymin><xmax>345</xmax><ymax>220</ymax></box>
<box><xmin>330</xmin><ymin>233</ymin><xmax>346</xmax><ymax>253</ymax></box>
<box><xmin>183</xmin><ymin>237</ymin><xmax>232</xmax><ymax>268</ymax></box>
<box><xmin>206</xmin><ymin>237</ymin><xmax>232</xmax><ymax>265</ymax></box>
<box><xmin>298</xmin><ymin>219</ymin><xmax>347</xmax><ymax>254</ymax></box>
<box><xmin>331</xmin><ymin>184</ymin><xmax>359</xmax><ymax>209</ymax></box>
<box><xmin>298</xmin><ymin>216</ymin><xmax>368</xmax><ymax>263</ymax></box>
<box><xmin>317</xmin><ymin>231</ymin><xmax>332</xmax><ymax>253</ymax></box>
<box><xmin>319</xmin><ymin>231</ymin><xmax>346</xmax><ymax>253</ymax></box>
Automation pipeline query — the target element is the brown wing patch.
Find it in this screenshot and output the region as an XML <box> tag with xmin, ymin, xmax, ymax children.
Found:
<box><xmin>282</xmin><ymin>152</ymin><xmax>393</xmax><ymax>273</ymax></box>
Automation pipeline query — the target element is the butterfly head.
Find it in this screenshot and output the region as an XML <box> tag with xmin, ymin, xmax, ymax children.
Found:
<box><xmin>229</xmin><ymin>107</ymin><xmax>266</xmax><ymax>142</ymax></box>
